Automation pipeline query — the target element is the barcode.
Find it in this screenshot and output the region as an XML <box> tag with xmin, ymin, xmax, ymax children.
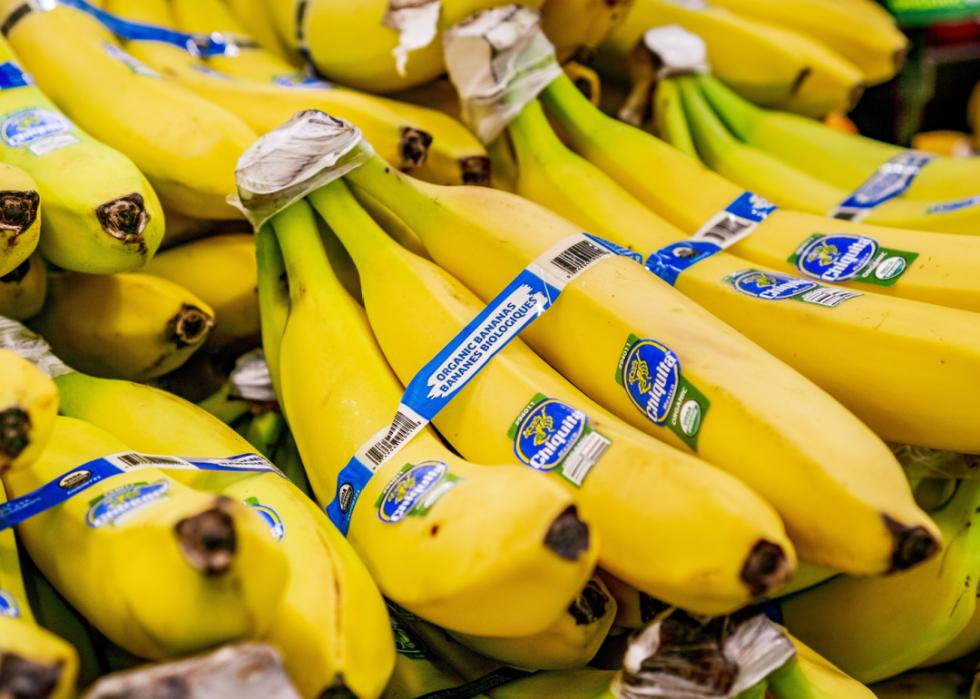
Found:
<box><xmin>800</xmin><ymin>287</ymin><xmax>861</xmax><ymax>308</ymax></box>
<box><xmin>831</xmin><ymin>208</ymin><xmax>862</xmax><ymax>222</ymax></box>
<box><xmin>695</xmin><ymin>213</ymin><xmax>753</xmax><ymax>248</ymax></box>
<box><xmin>363</xmin><ymin>411</ymin><xmax>423</xmax><ymax>467</ymax></box>
<box><xmin>115</xmin><ymin>453</ymin><xmax>187</xmax><ymax>467</ymax></box>
<box><xmin>561</xmin><ymin>432</ymin><xmax>610</xmax><ymax>486</ymax></box>
<box><xmin>549</xmin><ymin>239</ymin><xmax>608</xmax><ymax>277</ymax></box>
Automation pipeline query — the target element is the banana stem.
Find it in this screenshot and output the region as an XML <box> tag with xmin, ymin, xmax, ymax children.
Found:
<box><xmin>269</xmin><ymin>200</ymin><xmax>331</xmax><ymax>304</ymax></box>
<box><xmin>676</xmin><ymin>76</ymin><xmax>741</xmax><ymax>165</ymax></box>
<box><xmin>307</xmin><ymin>179</ymin><xmax>393</xmax><ymax>274</ymax></box>
<box><xmin>254</xmin><ymin>224</ymin><xmax>288</xmax><ymax>403</ymax></box>
<box><xmin>696</xmin><ymin>74</ymin><xmax>763</xmax><ymax>142</ymax></box>
<box><xmin>540</xmin><ymin>73</ymin><xmax>604</xmax><ymax>140</ymax></box>
<box><xmin>507</xmin><ymin>100</ymin><xmax>567</xmax><ymax>173</ymax></box>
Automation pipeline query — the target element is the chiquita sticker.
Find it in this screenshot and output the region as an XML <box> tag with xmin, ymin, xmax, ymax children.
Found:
<box><xmin>246</xmin><ymin>498</ymin><xmax>285</xmax><ymax>542</ymax></box>
<box><xmin>377</xmin><ymin>461</ymin><xmax>456</xmax><ymax>524</ymax></box>
<box><xmin>85</xmin><ymin>480</ymin><xmax>170</xmax><ymax>528</ymax></box>
<box><xmin>791</xmin><ymin>233</ymin><xmax>916</xmax><ymax>287</ymax></box>
<box><xmin>623</xmin><ymin>339</ymin><xmax>681</xmax><ymax>425</ymax></box>
<box><xmin>515</xmin><ymin>399</ymin><xmax>588</xmax><ymax>471</ymax></box>
<box><xmin>0</xmin><ymin>590</ymin><xmax>19</xmax><ymax>618</ymax></box>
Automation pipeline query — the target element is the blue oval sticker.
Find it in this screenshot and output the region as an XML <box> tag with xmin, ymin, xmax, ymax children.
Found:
<box><xmin>378</xmin><ymin>461</ymin><xmax>448</xmax><ymax>524</ymax></box>
<box><xmin>624</xmin><ymin>340</ymin><xmax>681</xmax><ymax>425</ymax></box>
<box><xmin>514</xmin><ymin>399</ymin><xmax>587</xmax><ymax>471</ymax></box>
<box><xmin>731</xmin><ymin>270</ymin><xmax>819</xmax><ymax>300</ymax></box>
<box><xmin>0</xmin><ymin>590</ymin><xmax>19</xmax><ymax>618</ymax></box>
<box><xmin>797</xmin><ymin>234</ymin><xmax>878</xmax><ymax>282</ymax></box>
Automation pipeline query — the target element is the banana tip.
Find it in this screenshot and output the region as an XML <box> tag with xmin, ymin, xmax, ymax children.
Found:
<box><xmin>318</xmin><ymin>675</ymin><xmax>355</xmax><ymax>699</ymax></box>
<box><xmin>544</xmin><ymin>505</ymin><xmax>591</xmax><ymax>561</ymax></box>
<box><xmin>97</xmin><ymin>193</ymin><xmax>149</xmax><ymax>244</ymax></box>
<box><xmin>168</xmin><ymin>305</ymin><xmax>215</xmax><ymax>348</ymax></box>
<box><xmin>176</xmin><ymin>497</ymin><xmax>238</xmax><ymax>576</ymax></box>
<box><xmin>0</xmin><ymin>407</ymin><xmax>31</xmax><ymax>467</ymax></box>
<box><xmin>885</xmin><ymin>515</ymin><xmax>940</xmax><ymax>572</ymax></box>
<box><xmin>0</xmin><ymin>653</ymin><xmax>63</xmax><ymax>699</ymax></box>
<box><xmin>460</xmin><ymin>156</ymin><xmax>491</xmax><ymax>186</ymax></box>
<box><xmin>740</xmin><ymin>540</ymin><xmax>793</xmax><ymax>597</ymax></box>
<box><xmin>398</xmin><ymin>127</ymin><xmax>433</xmax><ymax>168</ymax></box>
<box><xmin>568</xmin><ymin>579</ymin><xmax>611</xmax><ymax>625</ymax></box>
<box><xmin>0</xmin><ymin>190</ymin><xmax>39</xmax><ymax>237</ymax></box>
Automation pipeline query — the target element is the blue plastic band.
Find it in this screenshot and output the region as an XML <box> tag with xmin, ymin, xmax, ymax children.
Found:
<box><xmin>645</xmin><ymin>192</ymin><xmax>775</xmax><ymax>285</ymax></box>
<box><xmin>0</xmin><ymin>452</ymin><xmax>280</xmax><ymax>530</ymax></box>
<box><xmin>832</xmin><ymin>152</ymin><xmax>935</xmax><ymax>221</ymax></box>
<box><xmin>325</xmin><ymin>233</ymin><xmax>631</xmax><ymax>534</ymax></box>
<box><xmin>0</xmin><ymin>60</ymin><xmax>30</xmax><ymax>90</ymax></box>
<box><xmin>56</xmin><ymin>0</ymin><xmax>238</xmax><ymax>57</ymax></box>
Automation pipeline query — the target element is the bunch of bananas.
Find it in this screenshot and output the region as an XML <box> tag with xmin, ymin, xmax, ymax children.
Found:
<box><xmin>0</xmin><ymin>0</ymin><xmax>978</xmax><ymax>697</ymax></box>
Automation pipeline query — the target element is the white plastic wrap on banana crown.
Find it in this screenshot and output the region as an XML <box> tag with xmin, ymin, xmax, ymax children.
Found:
<box><xmin>231</xmin><ymin>111</ymin><xmax>641</xmax><ymax>535</ymax></box>
<box><xmin>384</xmin><ymin>0</ymin><xmax>441</xmax><ymax>76</ymax></box>
<box><xmin>642</xmin><ymin>25</ymin><xmax>710</xmax><ymax>78</ymax></box>
<box><xmin>616</xmin><ymin>610</ymin><xmax>796</xmax><ymax>698</ymax></box>
<box><xmin>229</xmin><ymin>349</ymin><xmax>277</xmax><ymax>403</ymax></box>
<box><xmin>0</xmin><ymin>316</ymin><xmax>283</xmax><ymax>530</ymax></box>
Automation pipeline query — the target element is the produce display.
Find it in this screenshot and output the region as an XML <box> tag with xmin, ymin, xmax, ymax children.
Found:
<box><xmin>0</xmin><ymin>0</ymin><xmax>978</xmax><ymax>697</ymax></box>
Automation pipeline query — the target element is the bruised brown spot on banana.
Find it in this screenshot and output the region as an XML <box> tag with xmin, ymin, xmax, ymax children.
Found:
<box><xmin>175</xmin><ymin>497</ymin><xmax>238</xmax><ymax>577</ymax></box>
<box><xmin>0</xmin><ymin>653</ymin><xmax>64</xmax><ymax>699</ymax></box>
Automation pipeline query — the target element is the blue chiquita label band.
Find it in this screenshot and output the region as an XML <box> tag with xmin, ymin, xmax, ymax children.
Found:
<box><xmin>508</xmin><ymin>395</ymin><xmax>610</xmax><ymax>486</ymax></box>
<box><xmin>0</xmin><ymin>452</ymin><xmax>281</xmax><ymax>531</ymax></box>
<box><xmin>927</xmin><ymin>195</ymin><xmax>980</xmax><ymax>215</ymax></box>
<box><xmin>325</xmin><ymin>233</ymin><xmax>628</xmax><ymax>534</ymax></box>
<box><xmin>726</xmin><ymin>269</ymin><xmax>862</xmax><ymax>308</ymax></box>
<box><xmin>616</xmin><ymin>335</ymin><xmax>709</xmax><ymax>450</ymax></box>
<box><xmin>789</xmin><ymin>233</ymin><xmax>917</xmax><ymax>287</ymax></box>
<box><xmin>831</xmin><ymin>152</ymin><xmax>935</xmax><ymax>221</ymax></box>
<box><xmin>645</xmin><ymin>192</ymin><xmax>776</xmax><ymax>286</ymax></box>
<box><xmin>0</xmin><ymin>60</ymin><xmax>30</xmax><ymax>90</ymax></box>
<box><xmin>246</xmin><ymin>497</ymin><xmax>286</xmax><ymax>541</ymax></box>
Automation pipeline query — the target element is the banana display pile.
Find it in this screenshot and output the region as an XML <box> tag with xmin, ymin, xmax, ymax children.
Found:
<box><xmin>0</xmin><ymin>0</ymin><xmax>978</xmax><ymax>696</ymax></box>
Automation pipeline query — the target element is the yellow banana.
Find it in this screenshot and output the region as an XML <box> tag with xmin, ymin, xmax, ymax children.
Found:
<box><xmin>29</xmin><ymin>272</ymin><xmax>214</xmax><ymax>381</ymax></box>
<box><xmin>340</xmin><ymin>141</ymin><xmax>939</xmax><ymax>573</ymax></box>
<box><xmin>0</xmin><ymin>252</ymin><xmax>46</xmax><ymax>321</ymax></box>
<box><xmin>384</xmin><ymin>617</ymin><xmax>472</xmax><ymax>699</ymax></box>
<box><xmin>142</xmin><ymin>234</ymin><xmax>260</xmax><ymax>355</ymax></box>
<box><xmin>681</xmin><ymin>76</ymin><xmax>980</xmax><ymax>236</ymax></box>
<box><xmin>911</xmin><ymin>130</ymin><xmax>976</xmax><ymax>158</ymax></box>
<box><xmin>599</xmin><ymin>0</ymin><xmax>864</xmax><ymax>116</ymax></box>
<box><xmin>0</xmin><ymin>161</ymin><xmax>39</xmax><ymax>278</ymax></box>
<box><xmin>709</xmin><ymin>0</ymin><xmax>906</xmax><ymax>85</ymax></box>
<box><xmin>308</xmin><ymin>178</ymin><xmax>793</xmax><ymax>612</ymax></box>
<box><xmin>0</xmin><ymin>0</ymin><xmax>255</xmax><ymax>220</ymax></box>
<box><xmin>540</xmin><ymin>73</ymin><xmax>980</xmax><ymax>451</ymax></box>
<box><xmin>2</xmin><ymin>415</ymin><xmax>289</xmax><ymax>660</ymax></box>
<box><xmin>540</xmin><ymin>0</ymin><xmax>635</xmax><ymax>61</ymax></box>
<box><xmin>700</xmin><ymin>71</ymin><xmax>980</xmax><ymax>203</ymax></box>
<box><xmin>102</xmin><ymin>0</ymin><xmax>488</xmax><ymax>185</ymax></box>
<box><xmin>160</xmin><ymin>209</ymin><xmax>235</xmax><ymax>249</ymax></box>
<box><xmin>779</xmin><ymin>478</ymin><xmax>980</xmax><ymax>683</ymax></box>
<box><xmin>0</xmin><ymin>38</ymin><xmax>162</xmax><ymax>274</ymax></box>
<box><xmin>766</xmin><ymin>637</ymin><xmax>877</xmax><ymax>699</ymax></box>
<box><xmin>0</xmin><ymin>485</ymin><xmax>78</xmax><ymax>699</ymax></box>
<box><xmin>267</xmin><ymin>0</ymin><xmax>545</xmax><ymax>94</ymax></box>
<box><xmin>53</xmin><ymin>371</ymin><xmax>396</xmax><ymax>699</ymax></box>
<box><xmin>450</xmin><ymin>578</ymin><xmax>617</xmax><ymax>669</ymax></box>
<box><xmin>270</xmin><ymin>198</ymin><xmax>599</xmax><ymax>635</ymax></box>
<box><xmin>0</xmin><ymin>347</ymin><xmax>57</xmax><ymax>474</ymax></box>
<box><xmin>225</xmin><ymin>0</ymin><xmax>298</xmax><ymax>62</ymax></box>
<box><xmin>918</xmin><ymin>598</ymin><xmax>980</xmax><ymax>667</ymax></box>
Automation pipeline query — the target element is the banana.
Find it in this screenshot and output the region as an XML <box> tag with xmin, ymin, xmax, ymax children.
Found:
<box><xmin>652</xmin><ymin>79</ymin><xmax>697</xmax><ymax>158</ymax></box>
<box><xmin>709</xmin><ymin>0</ymin><xmax>906</xmax><ymax>85</ymax></box>
<box><xmin>539</xmin><ymin>73</ymin><xmax>980</xmax><ymax>451</ymax></box>
<box><xmin>0</xmin><ymin>253</ymin><xmax>46</xmax><ymax>321</ymax></box>
<box><xmin>681</xmin><ymin>76</ymin><xmax>980</xmax><ymax>236</ymax></box>
<box><xmin>0</xmin><ymin>161</ymin><xmax>39</xmax><ymax>278</ymax></box>
<box><xmin>142</xmin><ymin>234</ymin><xmax>260</xmax><ymax>355</ymax></box>
<box><xmin>698</xmin><ymin>72</ymin><xmax>980</xmax><ymax>203</ymax></box>
<box><xmin>225</xmin><ymin>0</ymin><xmax>298</xmax><ymax>62</ymax></box>
<box><xmin>0</xmin><ymin>348</ymin><xmax>57</xmax><ymax>474</ymax></box>
<box><xmin>0</xmin><ymin>38</ymin><xmax>163</xmax><ymax>274</ymax></box>
<box><xmin>52</xmin><ymin>373</ymin><xmax>395</xmax><ymax>699</ymax></box>
<box><xmin>308</xmin><ymin>177</ymin><xmax>794</xmax><ymax>612</ymax></box>
<box><xmin>102</xmin><ymin>0</ymin><xmax>489</xmax><ymax>185</ymax></box>
<box><xmin>269</xmin><ymin>197</ymin><xmax>599</xmax><ymax>636</ymax></box>
<box><xmin>766</xmin><ymin>637</ymin><xmax>877</xmax><ymax>699</ymax></box>
<box><xmin>919</xmin><ymin>598</ymin><xmax>980</xmax><ymax>667</ymax></box>
<box><xmin>383</xmin><ymin>617</ymin><xmax>471</xmax><ymax>699</ymax></box>
<box><xmin>599</xmin><ymin>0</ymin><xmax>864</xmax><ymax>116</ymax></box>
<box><xmin>911</xmin><ymin>130</ymin><xmax>976</xmax><ymax>158</ymax></box>
<box><xmin>267</xmin><ymin>0</ymin><xmax>544</xmax><ymax>94</ymax></box>
<box><xmin>450</xmin><ymin>578</ymin><xmax>617</xmax><ymax>670</ymax></box>
<box><xmin>254</xmin><ymin>225</ymin><xmax>288</xmax><ymax>403</ymax></box>
<box><xmin>0</xmin><ymin>0</ymin><xmax>255</xmax><ymax>220</ymax></box>
<box><xmin>29</xmin><ymin>272</ymin><xmax>214</xmax><ymax>381</ymax></box>
<box><xmin>872</xmin><ymin>670</ymin><xmax>974</xmax><ymax>698</ymax></box>
<box><xmin>2</xmin><ymin>415</ymin><xmax>289</xmax><ymax>660</ymax></box>
<box><xmin>778</xmin><ymin>478</ymin><xmax>980</xmax><ymax>683</ymax></box>
<box><xmin>540</xmin><ymin>0</ymin><xmax>635</xmax><ymax>61</ymax></box>
<box><xmin>339</xmin><ymin>137</ymin><xmax>939</xmax><ymax>573</ymax></box>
